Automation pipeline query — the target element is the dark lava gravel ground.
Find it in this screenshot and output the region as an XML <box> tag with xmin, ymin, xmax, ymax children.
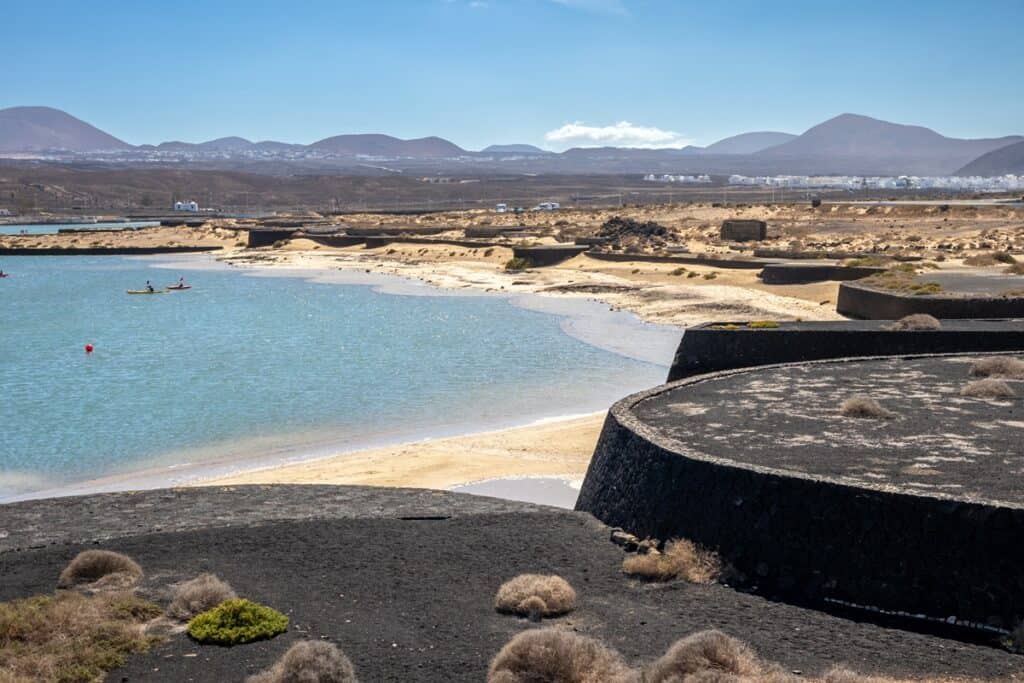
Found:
<box><xmin>2</xmin><ymin>487</ymin><xmax>1023</xmax><ymax>681</ymax></box>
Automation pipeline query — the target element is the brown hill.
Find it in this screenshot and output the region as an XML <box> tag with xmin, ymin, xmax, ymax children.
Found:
<box><xmin>956</xmin><ymin>140</ymin><xmax>1024</xmax><ymax>176</ymax></box>
<box><xmin>755</xmin><ymin>113</ymin><xmax>1022</xmax><ymax>175</ymax></box>
<box><xmin>0</xmin><ymin>106</ymin><xmax>131</xmax><ymax>152</ymax></box>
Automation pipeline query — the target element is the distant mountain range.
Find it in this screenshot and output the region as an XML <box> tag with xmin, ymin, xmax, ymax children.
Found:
<box><xmin>1</xmin><ymin>106</ymin><xmax>1021</xmax><ymax>177</ymax></box>
<box><xmin>700</xmin><ymin>131</ymin><xmax>797</xmax><ymax>155</ymax></box>
<box><xmin>956</xmin><ymin>140</ymin><xmax>1024</xmax><ymax>176</ymax></box>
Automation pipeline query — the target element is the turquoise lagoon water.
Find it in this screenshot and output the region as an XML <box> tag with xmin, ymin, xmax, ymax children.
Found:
<box><xmin>0</xmin><ymin>221</ymin><xmax>160</xmax><ymax>235</ymax></box>
<box><xmin>0</xmin><ymin>256</ymin><xmax>670</xmax><ymax>499</ymax></box>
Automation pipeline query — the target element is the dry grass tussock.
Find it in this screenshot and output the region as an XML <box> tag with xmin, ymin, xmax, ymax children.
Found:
<box><xmin>644</xmin><ymin>630</ymin><xmax>767</xmax><ymax>682</ymax></box>
<box><xmin>487</xmin><ymin>628</ymin><xmax>986</xmax><ymax>683</ymax></box>
<box><xmin>0</xmin><ymin>590</ymin><xmax>162</xmax><ymax>682</ymax></box>
<box><xmin>247</xmin><ymin>641</ymin><xmax>357</xmax><ymax>683</ymax></box>
<box><xmin>168</xmin><ymin>573</ymin><xmax>237</xmax><ymax>620</ymax></box>
<box><xmin>968</xmin><ymin>356</ymin><xmax>1024</xmax><ymax>380</ymax></box>
<box><xmin>961</xmin><ymin>378</ymin><xmax>1017</xmax><ymax>400</ymax></box>
<box><xmin>885</xmin><ymin>314</ymin><xmax>940</xmax><ymax>331</ymax></box>
<box><xmin>487</xmin><ymin>629</ymin><xmax>635</xmax><ymax>683</ymax></box>
<box><xmin>495</xmin><ymin>574</ymin><xmax>577</xmax><ymax>619</ymax></box>
<box><xmin>57</xmin><ymin>549</ymin><xmax>143</xmax><ymax>590</ymax></box>
<box><xmin>621</xmin><ymin>539</ymin><xmax>722</xmax><ymax>583</ymax></box>
<box><xmin>840</xmin><ymin>396</ymin><xmax>897</xmax><ymax>419</ymax></box>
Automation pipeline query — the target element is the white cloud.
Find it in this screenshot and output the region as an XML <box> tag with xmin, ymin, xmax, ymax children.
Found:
<box><xmin>550</xmin><ymin>0</ymin><xmax>628</xmax><ymax>16</ymax></box>
<box><xmin>544</xmin><ymin>121</ymin><xmax>693</xmax><ymax>149</ymax></box>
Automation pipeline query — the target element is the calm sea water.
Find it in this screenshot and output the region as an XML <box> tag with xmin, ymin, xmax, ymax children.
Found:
<box><xmin>0</xmin><ymin>256</ymin><xmax>667</xmax><ymax>498</ymax></box>
<box><xmin>0</xmin><ymin>221</ymin><xmax>159</xmax><ymax>235</ymax></box>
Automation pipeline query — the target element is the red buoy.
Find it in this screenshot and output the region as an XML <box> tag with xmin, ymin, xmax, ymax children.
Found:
<box><xmin>85</xmin><ymin>343</ymin><xmax>94</xmax><ymax>354</ymax></box>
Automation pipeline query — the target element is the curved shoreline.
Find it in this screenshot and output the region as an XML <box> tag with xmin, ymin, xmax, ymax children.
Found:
<box><xmin>4</xmin><ymin>254</ymin><xmax>676</xmax><ymax>503</ymax></box>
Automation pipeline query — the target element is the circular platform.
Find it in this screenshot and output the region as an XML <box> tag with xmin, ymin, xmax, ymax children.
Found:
<box><xmin>577</xmin><ymin>352</ymin><xmax>1024</xmax><ymax>630</ymax></box>
<box><xmin>641</xmin><ymin>354</ymin><xmax>1023</xmax><ymax>501</ymax></box>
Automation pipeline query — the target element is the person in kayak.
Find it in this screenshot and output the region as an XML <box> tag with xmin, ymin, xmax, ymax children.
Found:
<box><xmin>145</xmin><ymin>280</ymin><xmax>154</xmax><ymax>293</ymax></box>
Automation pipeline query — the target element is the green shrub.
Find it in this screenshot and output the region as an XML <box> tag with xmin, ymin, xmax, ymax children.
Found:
<box><xmin>504</xmin><ymin>257</ymin><xmax>533</xmax><ymax>272</ymax></box>
<box><xmin>670</xmin><ymin>267</ymin><xmax>686</xmax><ymax>276</ymax></box>
<box><xmin>187</xmin><ymin>599</ymin><xmax>288</xmax><ymax>645</ymax></box>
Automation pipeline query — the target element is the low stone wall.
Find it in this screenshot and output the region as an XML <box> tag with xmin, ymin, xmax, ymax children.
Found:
<box><xmin>577</xmin><ymin>354</ymin><xmax>1024</xmax><ymax>630</ymax></box>
<box><xmin>759</xmin><ymin>263</ymin><xmax>882</xmax><ymax>284</ymax></box>
<box><xmin>512</xmin><ymin>244</ymin><xmax>590</xmax><ymax>266</ymax></box>
<box><xmin>837</xmin><ymin>282</ymin><xmax>1024</xmax><ymax>319</ymax></box>
<box><xmin>667</xmin><ymin>320</ymin><xmax>1024</xmax><ymax>382</ymax></box>
<box><xmin>720</xmin><ymin>219</ymin><xmax>766</xmax><ymax>242</ymax></box>
<box><xmin>247</xmin><ymin>228</ymin><xmax>299</xmax><ymax>247</ymax></box>
<box><xmin>585</xmin><ymin>251</ymin><xmax>776</xmax><ymax>270</ymax></box>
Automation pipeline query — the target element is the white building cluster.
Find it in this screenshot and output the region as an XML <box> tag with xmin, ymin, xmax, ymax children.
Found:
<box><xmin>723</xmin><ymin>175</ymin><xmax>1024</xmax><ymax>191</ymax></box>
<box><xmin>644</xmin><ymin>174</ymin><xmax>712</xmax><ymax>184</ymax></box>
<box><xmin>173</xmin><ymin>200</ymin><xmax>200</xmax><ymax>211</ymax></box>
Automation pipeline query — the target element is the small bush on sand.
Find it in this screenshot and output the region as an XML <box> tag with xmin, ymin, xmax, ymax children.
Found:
<box><xmin>248</xmin><ymin>641</ymin><xmax>357</xmax><ymax>683</ymax></box>
<box><xmin>505</xmin><ymin>257</ymin><xmax>533</xmax><ymax>271</ymax></box>
<box><xmin>840</xmin><ymin>396</ymin><xmax>896</xmax><ymax>419</ymax></box>
<box><xmin>886</xmin><ymin>314</ymin><xmax>940</xmax><ymax>331</ymax></box>
<box><xmin>0</xmin><ymin>590</ymin><xmax>162</xmax><ymax>682</ymax></box>
<box><xmin>487</xmin><ymin>629</ymin><xmax>633</xmax><ymax>683</ymax></box>
<box><xmin>702</xmin><ymin>272</ymin><xmax>717</xmax><ymax>280</ymax></box>
<box><xmin>168</xmin><ymin>573</ymin><xmax>237</xmax><ymax>621</ymax></box>
<box><xmin>187</xmin><ymin>598</ymin><xmax>288</xmax><ymax>645</ymax></box>
<box><xmin>964</xmin><ymin>252</ymin><xmax>1016</xmax><ymax>267</ymax></box>
<box><xmin>961</xmin><ymin>379</ymin><xmax>1017</xmax><ymax>400</ymax></box>
<box><xmin>494</xmin><ymin>574</ymin><xmax>577</xmax><ymax>619</ymax></box>
<box><xmin>670</xmin><ymin>267</ymin><xmax>686</xmax><ymax>276</ymax></box>
<box><xmin>621</xmin><ymin>539</ymin><xmax>721</xmax><ymax>584</ymax></box>
<box><xmin>58</xmin><ymin>550</ymin><xmax>143</xmax><ymax>590</ymax></box>
<box><xmin>643</xmin><ymin>630</ymin><xmax>765</xmax><ymax>682</ymax></box>
<box><xmin>968</xmin><ymin>356</ymin><xmax>1024</xmax><ymax>380</ymax></box>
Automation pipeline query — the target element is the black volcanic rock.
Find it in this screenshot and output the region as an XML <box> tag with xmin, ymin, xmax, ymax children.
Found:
<box><xmin>0</xmin><ymin>106</ymin><xmax>131</xmax><ymax>152</ymax></box>
<box><xmin>956</xmin><ymin>139</ymin><xmax>1024</xmax><ymax>175</ymax></box>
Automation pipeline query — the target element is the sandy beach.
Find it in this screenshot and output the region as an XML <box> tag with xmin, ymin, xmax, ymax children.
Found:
<box><xmin>201</xmin><ymin>412</ymin><xmax>604</xmax><ymax>492</ymax></box>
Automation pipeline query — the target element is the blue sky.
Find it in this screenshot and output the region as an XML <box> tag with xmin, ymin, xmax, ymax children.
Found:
<box><xmin>4</xmin><ymin>0</ymin><xmax>1022</xmax><ymax>150</ymax></box>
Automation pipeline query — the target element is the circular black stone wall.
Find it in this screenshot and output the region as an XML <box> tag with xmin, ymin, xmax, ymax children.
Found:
<box><xmin>577</xmin><ymin>353</ymin><xmax>1024</xmax><ymax>630</ymax></box>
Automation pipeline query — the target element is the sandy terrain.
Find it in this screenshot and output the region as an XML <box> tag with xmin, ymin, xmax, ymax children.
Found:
<box><xmin>205</xmin><ymin>201</ymin><xmax>1024</xmax><ymax>492</ymax></box>
<box><xmin>201</xmin><ymin>413</ymin><xmax>604</xmax><ymax>490</ymax></box>
<box><xmin>0</xmin><ymin>224</ymin><xmax>242</xmax><ymax>250</ymax></box>
<box><xmin>11</xmin><ymin>202</ymin><xmax>1024</xmax><ymax>496</ymax></box>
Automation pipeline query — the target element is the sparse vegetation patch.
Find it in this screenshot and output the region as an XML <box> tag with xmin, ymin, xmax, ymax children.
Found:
<box><xmin>961</xmin><ymin>378</ymin><xmax>1017</xmax><ymax>400</ymax></box>
<box><xmin>969</xmin><ymin>356</ymin><xmax>1024</xmax><ymax>379</ymax></box>
<box><xmin>187</xmin><ymin>598</ymin><xmax>288</xmax><ymax>645</ymax></box>
<box><xmin>0</xmin><ymin>590</ymin><xmax>162</xmax><ymax>682</ymax></box>
<box><xmin>168</xmin><ymin>573</ymin><xmax>237</xmax><ymax>621</ymax></box>
<box><xmin>494</xmin><ymin>574</ymin><xmax>577</xmax><ymax>619</ymax></box>
<box><xmin>885</xmin><ymin>314</ymin><xmax>941</xmax><ymax>331</ymax></box>
<box><xmin>487</xmin><ymin>629</ymin><xmax>633</xmax><ymax>683</ymax></box>
<box><xmin>622</xmin><ymin>538</ymin><xmax>722</xmax><ymax>583</ymax></box>
<box><xmin>840</xmin><ymin>396</ymin><xmax>896</xmax><ymax>419</ymax></box>
<box><xmin>57</xmin><ymin>549</ymin><xmax>143</xmax><ymax>590</ymax></box>
<box><xmin>504</xmin><ymin>257</ymin><xmax>533</xmax><ymax>272</ymax></box>
<box><xmin>248</xmin><ymin>641</ymin><xmax>357</xmax><ymax>683</ymax></box>
<box><xmin>643</xmin><ymin>630</ymin><xmax>766</xmax><ymax>682</ymax></box>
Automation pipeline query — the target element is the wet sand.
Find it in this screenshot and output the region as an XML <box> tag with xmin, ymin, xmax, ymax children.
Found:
<box><xmin>200</xmin><ymin>413</ymin><xmax>605</xmax><ymax>495</ymax></box>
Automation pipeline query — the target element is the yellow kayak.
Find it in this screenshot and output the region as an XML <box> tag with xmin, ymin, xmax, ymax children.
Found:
<box><xmin>126</xmin><ymin>289</ymin><xmax>168</xmax><ymax>294</ymax></box>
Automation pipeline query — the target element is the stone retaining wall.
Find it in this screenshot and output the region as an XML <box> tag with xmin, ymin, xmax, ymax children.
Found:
<box><xmin>577</xmin><ymin>355</ymin><xmax>1024</xmax><ymax>630</ymax></box>
<box><xmin>837</xmin><ymin>283</ymin><xmax>1024</xmax><ymax>319</ymax></box>
<box><xmin>666</xmin><ymin>320</ymin><xmax>1024</xmax><ymax>382</ymax></box>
